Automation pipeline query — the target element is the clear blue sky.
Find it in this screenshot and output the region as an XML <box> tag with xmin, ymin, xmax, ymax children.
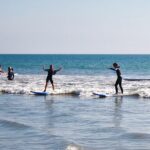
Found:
<box><xmin>0</xmin><ymin>0</ymin><xmax>150</xmax><ymax>54</ymax></box>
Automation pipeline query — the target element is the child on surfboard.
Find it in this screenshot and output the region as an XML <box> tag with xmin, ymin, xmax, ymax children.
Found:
<box><xmin>43</xmin><ymin>65</ymin><xmax>62</xmax><ymax>92</ymax></box>
<box><xmin>109</xmin><ymin>63</ymin><xmax>123</xmax><ymax>94</ymax></box>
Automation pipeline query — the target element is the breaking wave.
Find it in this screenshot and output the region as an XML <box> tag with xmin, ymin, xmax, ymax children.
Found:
<box><xmin>0</xmin><ymin>74</ymin><xmax>150</xmax><ymax>98</ymax></box>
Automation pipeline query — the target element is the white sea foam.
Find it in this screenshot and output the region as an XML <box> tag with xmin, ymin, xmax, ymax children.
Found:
<box><xmin>0</xmin><ymin>74</ymin><xmax>150</xmax><ymax>98</ymax></box>
<box><xmin>66</xmin><ymin>144</ymin><xmax>83</xmax><ymax>150</ymax></box>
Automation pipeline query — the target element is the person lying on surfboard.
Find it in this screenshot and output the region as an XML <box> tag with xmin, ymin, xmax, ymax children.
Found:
<box><xmin>43</xmin><ymin>64</ymin><xmax>62</xmax><ymax>92</ymax></box>
<box><xmin>109</xmin><ymin>63</ymin><xmax>123</xmax><ymax>94</ymax></box>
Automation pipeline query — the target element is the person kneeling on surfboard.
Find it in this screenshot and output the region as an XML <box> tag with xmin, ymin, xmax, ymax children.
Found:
<box><xmin>43</xmin><ymin>65</ymin><xmax>62</xmax><ymax>91</ymax></box>
<box><xmin>109</xmin><ymin>63</ymin><xmax>123</xmax><ymax>94</ymax></box>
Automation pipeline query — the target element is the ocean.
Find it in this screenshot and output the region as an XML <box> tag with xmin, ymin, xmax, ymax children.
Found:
<box><xmin>1</xmin><ymin>54</ymin><xmax>150</xmax><ymax>150</ymax></box>
<box><xmin>0</xmin><ymin>54</ymin><xmax>150</xmax><ymax>97</ymax></box>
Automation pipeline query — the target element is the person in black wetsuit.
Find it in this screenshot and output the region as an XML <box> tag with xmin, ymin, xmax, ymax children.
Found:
<box><xmin>109</xmin><ymin>63</ymin><xmax>123</xmax><ymax>94</ymax></box>
<box><xmin>7</xmin><ymin>67</ymin><xmax>14</xmax><ymax>80</ymax></box>
<box><xmin>43</xmin><ymin>65</ymin><xmax>62</xmax><ymax>91</ymax></box>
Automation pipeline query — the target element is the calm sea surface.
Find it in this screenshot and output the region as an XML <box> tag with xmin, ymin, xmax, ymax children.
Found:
<box><xmin>1</xmin><ymin>54</ymin><xmax>150</xmax><ymax>76</ymax></box>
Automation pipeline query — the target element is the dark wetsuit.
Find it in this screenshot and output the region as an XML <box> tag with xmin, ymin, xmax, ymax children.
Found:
<box><xmin>8</xmin><ymin>71</ymin><xmax>14</xmax><ymax>80</ymax></box>
<box><xmin>110</xmin><ymin>68</ymin><xmax>123</xmax><ymax>94</ymax></box>
<box><xmin>44</xmin><ymin>69</ymin><xmax>57</xmax><ymax>84</ymax></box>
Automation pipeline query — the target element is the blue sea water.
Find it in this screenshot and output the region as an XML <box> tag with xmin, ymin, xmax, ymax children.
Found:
<box><xmin>1</xmin><ymin>95</ymin><xmax>150</xmax><ymax>150</ymax></box>
<box><xmin>1</xmin><ymin>55</ymin><xmax>150</xmax><ymax>149</ymax></box>
<box><xmin>1</xmin><ymin>54</ymin><xmax>150</xmax><ymax>76</ymax></box>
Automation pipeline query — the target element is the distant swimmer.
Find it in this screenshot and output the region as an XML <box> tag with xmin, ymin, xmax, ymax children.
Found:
<box><xmin>7</xmin><ymin>67</ymin><xmax>14</xmax><ymax>80</ymax></box>
<box><xmin>0</xmin><ymin>65</ymin><xmax>4</xmax><ymax>74</ymax></box>
<box><xmin>43</xmin><ymin>64</ymin><xmax>62</xmax><ymax>91</ymax></box>
<box><xmin>109</xmin><ymin>63</ymin><xmax>123</xmax><ymax>94</ymax></box>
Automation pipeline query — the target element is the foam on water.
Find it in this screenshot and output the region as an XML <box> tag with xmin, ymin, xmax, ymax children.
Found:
<box><xmin>0</xmin><ymin>74</ymin><xmax>150</xmax><ymax>98</ymax></box>
<box><xmin>66</xmin><ymin>144</ymin><xmax>83</xmax><ymax>150</ymax></box>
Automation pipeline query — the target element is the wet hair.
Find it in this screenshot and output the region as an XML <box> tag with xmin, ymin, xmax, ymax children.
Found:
<box><xmin>8</xmin><ymin>67</ymin><xmax>14</xmax><ymax>72</ymax></box>
<box><xmin>50</xmin><ymin>64</ymin><xmax>54</xmax><ymax>71</ymax></box>
<box><xmin>113</xmin><ymin>63</ymin><xmax>120</xmax><ymax>68</ymax></box>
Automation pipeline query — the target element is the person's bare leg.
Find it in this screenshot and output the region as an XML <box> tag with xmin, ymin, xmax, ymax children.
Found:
<box><xmin>44</xmin><ymin>82</ymin><xmax>48</xmax><ymax>92</ymax></box>
<box><xmin>52</xmin><ymin>83</ymin><xmax>55</xmax><ymax>91</ymax></box>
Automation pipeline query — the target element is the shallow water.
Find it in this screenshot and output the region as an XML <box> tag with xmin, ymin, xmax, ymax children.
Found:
<box><xmin>0</xmin><ymin>94</ymin><xmax>150</xmax><ymax>150</ymax></box>
<box><xmin>1</xmin><ymin>54</ymin><xmax>150</xmax><ymax>98</ymax></box>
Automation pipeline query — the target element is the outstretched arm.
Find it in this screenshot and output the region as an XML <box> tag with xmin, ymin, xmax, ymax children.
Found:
<box><xmin>55</xmin><ymin>67</ymin><xmax>62</xmax><ymax>72</ymax></box>
<box><xmin>53</xmin><ymin>67</ymin><xmax>62</xmax><ymax>75</ymax></box>
<box><xmin>43</xmin><ymin>65</ymin><xmax>48</xmax><ymax>71</ymax></box>
<box><xmin>108</xmin><ymin>68</ymin><xmax>115</xmax><ymax>71</ymax></box>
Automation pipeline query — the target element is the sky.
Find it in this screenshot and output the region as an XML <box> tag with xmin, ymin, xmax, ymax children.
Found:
<box><xmin>0</xmin><ymin>0</ymin><xmax>150</xmax><ymax>54</ymax></box>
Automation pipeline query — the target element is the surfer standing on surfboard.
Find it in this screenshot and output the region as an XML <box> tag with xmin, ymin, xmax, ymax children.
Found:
<box><xmin>43</xmin><ymin>65</ymin><xmax>62</xmax><ymax>91</ymax></box>
<box><xmin>109</xmin><ymin>63</ymin><xmax>123</xmax><ymax>94</ymax></box>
